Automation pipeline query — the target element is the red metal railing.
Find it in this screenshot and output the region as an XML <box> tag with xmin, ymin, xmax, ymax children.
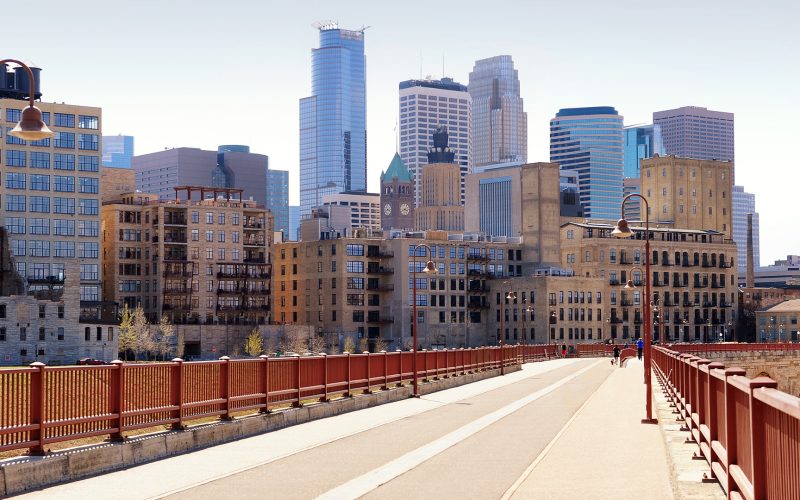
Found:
<box><xmin>665</xmin><ymin>342</ymin><xmax>800</xmax><ymax>355</ymax></box>
<box><xmin>652</xmin><ymin>346</ymin><xmax>800</xmax><ymax>499</ymax></box>
<box><xmin>0</xmin><ymin>344</ymin><xmax>559</xmax><ymax>455</ymax></box>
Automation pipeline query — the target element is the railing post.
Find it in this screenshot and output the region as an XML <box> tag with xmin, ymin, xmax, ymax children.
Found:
<box><xmin>259</xmin><ymin>354</ymin><xmax>270</xmax><ymax>412</ymax></box>
<box><xmin>110</xmin><ymin>360</ymin><xmax>125</xmax><ymax>441</ymax></box>
<box><xmin>364</xmin><ymin>351</ymin><xmax>372</xmax><ymax>394</ymax></box>
<box><xmin>219</xmin><ymin>356</ymin><xmax>232</xmax><ymax>420</ymax></box>
<box><xmin>422</xmin><ymin>349</ymin><xmax>428</xmax><ymax>382</ymax></box>
<box><xmin>28</xmin><ymin>361</ymin><xmax>46</xmax><ymax>455</ymax></box>
<box><xmin>396</xmin><ymin>349</ymin><xmax>403</xmax><ymax>387</ymax></box>
<box><xmin>749</xmin><ymin>377</ymin><xmax>778</xmax><ymax>500</ymax></box>
<box><xmin>345</xmin><ymin>352</ymin><xmax>352</xmax><ymax>398</ymax></box>
<box><xmin>320</xmin><ymin>353</ymin><xmax>329</xmax><ymax>402</ymax></box>
<box><xmin>171</xmin><ymin>358</ymin><xmax>185</xmax><ymax>430</ymax></box>
<box><xmin>722</xmin><ymin>368</ymin><xmax>746</xmax><ymax>496</ymax></box>
<box><xmin>294</xmin><ymin>354</ymin><xmax>302</xmax><ymax>407</ymax></box>
<box><xmin>381</xmin><ymin>351</ymin><xmax>389</xmax><ymax>390</ymax></box>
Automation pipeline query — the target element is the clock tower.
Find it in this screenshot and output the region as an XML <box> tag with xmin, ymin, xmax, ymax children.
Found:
<box><xmin>380</xmin><ymin>153</ymin><xmax>415</xmax><ymax>230</ymax></box>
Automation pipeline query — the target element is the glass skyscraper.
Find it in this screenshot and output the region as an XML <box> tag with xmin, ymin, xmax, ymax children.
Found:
<box><xmin>622</xmin><ymin>124</ymin><xmax>665</xmax><ymax>178</ymax></box>
<box><xmin>550</xmin><ymin>107</ymin><xmax>624</xmax><ymax>221</ymax></box>
<box><xmin>102</xmin><ymin>134</ymin><xmax>134</xmax><ymax>168</ymax></box>
<box><xmin>732</xmin><ymin>185</ymin><xmax>760</xmax><ymax>273</ymax></box>
<box><xmin>299</xmin><ymin>24</ymin><xmax>367</xmax><ymax>217</ymax></box>
<box><xmin>468</xmin><ymin>55</ymin><xmax>527</xmax><ymax>167</ymax></box>
<box><xmin>266</xmin><ymin>169</ymin><xmax>290</xmax><ymax>238</ymax></box>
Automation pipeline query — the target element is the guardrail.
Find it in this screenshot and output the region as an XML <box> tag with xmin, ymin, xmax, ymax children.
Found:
<box><xmin>652</xmin><ymin>346</ymin><xmax>800</xmax><ymax>499</ymax></box>
<box><xmin>0</xmin><ymin>344</ymin><xmax>558</xmax><ymax>455</ymax></box>
<box><xmin>664</xmin><ymin>342</ymin><xmax>800</xmax><ymax>354</ymax></box>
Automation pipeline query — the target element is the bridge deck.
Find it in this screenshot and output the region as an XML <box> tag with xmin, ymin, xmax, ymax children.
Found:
<box><xmin>19</xmin><ymin>358</ymin><xmax>691</xmax><ymax>499</ymax></box>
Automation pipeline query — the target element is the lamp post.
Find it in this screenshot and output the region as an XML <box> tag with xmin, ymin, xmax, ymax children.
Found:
<box><xmin>498</xmin><ymin>280</ymin><xmax>515</xmax><ymax>375</ymax></box>
<box><xmin>0</xmin><ymin>60</ymin><xmax>53</xmax><ymax>141</ymax></box>
<box><xmin>411</xmin><ymin>243</ymin><xmax>436</xmax><ymax>397</ymax></box>
<box><xmin>523</xmin><ymin>302</ymin><xmax>534</xmax><ymax>345</ymax></box>
<box><xmin>612</xmin><ymin>193</ymin><xmax>656</xmax><ymax>424</ymax></box>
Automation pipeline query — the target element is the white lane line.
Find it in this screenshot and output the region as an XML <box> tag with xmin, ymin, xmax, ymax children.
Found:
<box><xmin>317</xmin><ymin>359</ymin><xmax>604</xmax><ymax>500</ymax></box>
<box><xmin>500</xmin><ymin>366</ymin><xmax>608</xmax><ymax>500</ymax></box>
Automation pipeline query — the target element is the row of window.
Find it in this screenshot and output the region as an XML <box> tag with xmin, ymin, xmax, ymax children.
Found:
<box><xmin>4</xmin><ymin>130</ymin><xmax>99</xmax><ymax>149</ymax></box>
<box><xmin>10</xmin><ymin>240</ymin><xmax>99</xmax><ymax>258</ymax></box>
<box><xmin>4</xmin><ymin>195</ymin><xmax>98</xmax><ymax>214</ymax></box>
<box><xmin>2</xmin><ymin>151</ymin><xmax>98</xmax><ymax>171</ymax></box>
<box><xmin>4</xmin><ymin>109</ymin><xmax>98</xmax><ymax>129</ymax></box>
<box><xmin>3</xmin><ymin>173</ymin><xmax>99</xmax><ymax>192</ymax></box>
<box><xmin>5</xmin><ymin>217</ymin><xmax>98</xmax><ymax>236</ymax></box>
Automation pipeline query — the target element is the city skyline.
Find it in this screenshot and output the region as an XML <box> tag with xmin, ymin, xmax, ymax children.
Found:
<box><xmin>6</xmin><ymin>0</ymin><xmax>798</xmax><ymax>263</ymax></box>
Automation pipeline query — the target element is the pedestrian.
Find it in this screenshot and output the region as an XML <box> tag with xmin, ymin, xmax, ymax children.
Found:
<box><xmin>612</xmin><ymin>345</ymin><xmax>620</xmax><ymax>365</ymax></box>
<box><xmin>623</xmin><ymin>342</ymin><xmax>629</xmax><ymax>349</ymax></box>
<box><xmin>636</xmin><ymin>337</ymin><xmax>644</xmax><ymax>360</ymax></box>
<box><xmin>561</xmin><ymin>343</ymin><xmax>567</xmax><ymax>358</ymax></box>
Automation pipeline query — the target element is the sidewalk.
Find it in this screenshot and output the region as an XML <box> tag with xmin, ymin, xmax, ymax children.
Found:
<box><xmin>508</xmin><ymin>359</ymin><xmax>674</xmax><ymax>500</ymax></box>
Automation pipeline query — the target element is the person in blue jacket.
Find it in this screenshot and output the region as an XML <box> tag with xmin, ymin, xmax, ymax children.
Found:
<box><xmin>636</xmin><ymin>337</ymin><xmax>644</xmax><ymax>360</ymax></box>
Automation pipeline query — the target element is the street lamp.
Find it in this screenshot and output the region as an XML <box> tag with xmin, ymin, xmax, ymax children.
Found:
<box><xmin>0</xmin><ymin>59</ymin><xmax>53</xmax><ymax>141</ymax></box>
<box><xmin>411</xmin><ymin>243</ymin><xmax>436</xmax><ymax>397</ymax></box>
<box><xmin>613</xmin><ymin>193</ymin><xmax>657</xmax><ymax>424</ymax></box>
<box><xmin>498</xmin><ymin>280</ymin><xmax>515</xmax><ymax>375</ymax></box>
<box><xmin>522</xmin><ymin>301</ymin><xmax>534</xmax><ymax>345</ymax></box>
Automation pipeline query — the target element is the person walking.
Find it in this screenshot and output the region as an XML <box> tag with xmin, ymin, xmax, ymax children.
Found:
<box><xmin>561</xmin><ymin>343</ymin><xmax>567</xmax><ymax>358</ymax></box>
<box><xmin>612</xmin><ymin>345</ymin><xmax>620</xmax><ymax>365</ymax></box>
<box><xmin>636</xmin><ymin>337</ymin><xmax>644</xmax><ymax>360</ymax></box>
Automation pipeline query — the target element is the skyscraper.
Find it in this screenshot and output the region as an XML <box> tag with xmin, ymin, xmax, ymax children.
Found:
<box><xmin>102</xmin><ymin>134</ymin><xmax>134</xmax><ymax>168</ymax></box>
<box><xmin>623</xmin><ymin>124</ymin><xmax>664</xmax><ymax>178</ymax></box>
<box><xmin>733</xmin><ymin>185</ymin><xmax>760</xmax><ymax>272</ymax></box>
<box><xmin>653</xmin><ymin>106</ymin><xmax>734</xmax><ymax>162</ymax></box>
<box><xmin>266</xmin><ymin>169</ymin><xmax>290</xmax><ymax>238</ymax></box>
<box><xmin>550</xmin><ymin>107</ymin><xmax>624</xmax><ymax>221</ymax></box>
<box><xmin>299</xmin><ymin>23</ymin><xmax>367</xmax><ymax>217</ymax></box>
<box><xmin>468</xmin><ymin>55</ymin><xmax>527</xmax><ymax>167</ymax></box>
<box><xmin>399</xmin><ymin>77</ymin><xmax>470</xmax><ymax>207</ymax></box>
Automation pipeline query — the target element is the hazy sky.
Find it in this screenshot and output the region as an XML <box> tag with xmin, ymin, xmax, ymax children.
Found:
<box><xmin>7</xmin><ymin>0</ymin><xmax>798</xmax><ymax>264</ymax></box>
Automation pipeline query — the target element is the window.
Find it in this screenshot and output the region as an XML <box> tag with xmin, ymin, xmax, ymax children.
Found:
<box><xmin>0</xmin><ymin>327</ymin><xmax>5</xmax><ymax>341</ymax></box>
<box><xmin>217</xmin><ymin>212</ymin><xmax>225</xmax><ymax>224</ymax></box>
<box><xmin>78</xmin><ymin>177</ymin><xmax>98</xmax><ymax>193</ymax></box>
<box><xmin>79</xmin><ymin>242</ymin><xmax>99</xmax><ymax>258</ymax></box>
<box><xmin>78</xmin><ymin>220</ymin><xmax>99</xmax><ymax>237</ymax></box>
<box><xmin>5</xmin><ymin>127</ymin><xmax>26</xmax><ymax>145</ymax></box>
<box><xmin>29</xmin><ymin>240</ymin><xmax>50</xmax><ymax>257</ymax></box>
<box><xmin>6</xmin><ymin>195</ymin><xmax>26</xmax><ymax>212</ymax></box>
<box><xmin>54</xmin><ymin>113</ymin><xmax>75</xmax><ymax>128</ymax></box>
<box><xmin>54</xmin><ymin>175</ymin><xmax>75</xmax><ymax>192</ymax></box>
<box><xmin>30</xmin><ymin>174</ymin><xmax>49</xmax><ymax>191</ymax></box>
<box><xmin>79</xmin><ymin>198</ymin><xmax>98</xmax><ymax>215</ymax></box>
<box><xmin>11</xmin><ymin>240</ymin><xmax>25</xmax><ymax>256</ymax></box>
<box><xmin>205</xmin><ymin>230</ymin><xmax>213</xmax><ymax>242</ymax></box>
<box><xmin>30</xmin><ymin>152</ymin><xmax>50</xmax><ymax>168</ymax></box>
<box><xmin>346</xmin><ymin>261</ymin><xmax>364</xmax><ymax>273</ymax></box>
<box><xmin>78</xmin><ymin>115</ymin><xmax>99</xmax><ymax>129</ymax></box>
<box><xmin>80</xmin><ymin>286</ymin><xmax>100</xmax><ymax>301</ymax></box>
<box><xmin>54</xmin><ymin>153</ymin><xmax>75</xmax><ymax>170</ymax></box>
<box><xmin>53</xmin><ymin>219</ymin><xmax>75</xmax><ymax>236</ymax></box>
<box><xmin>78</xmin><ymin>133</ymin><xmax>99</xmax><ymax>150</ymax></box>
<box><xmin>191</xmin><ymin>229</ymin><xmax>199</xmax><ymax>241</ymax></box>
<box><xmin>29</xmin><ymin>218</ymin><xmax>49</xmax><ymax>234</ymax></box>
<box><xmin>54</xmin><ymin>131</ymin><xmax>75</xmax><ymax>148</ymax></box>
<box><xmin>20</xmin><ymin>327</ymin><xmax>27</xmax><ymax>341</ymax></box>
<box><xmin>191</xmin><ymin>211</ymin><xmax>199</xmax><ymax>223</ymax></box>
<box><xmin>78</xmin><ymin>155</ymin><xmax>99</xmax><ymax>172</ymax></box>
<box><xmin>5</xmin><ymin>217</ymin><xmax>25</xmax><ymax>234</ymax></box>
<box><xmin>6</xmin><ymin>150</ymin><xmax>26</xmax><ymax>167</ymax></box>
<box><xmin>206</xmin><ymin>212</ymin><xmax>213</xmax><ymax>224</ymax></box>
<box><xmin>346</xmin><ymin>244</ymin><xmax>364</xmax><ymax>256</ymax></box>
<box><xmin>53</xmin><ymin>241</ymin><xmax>75</xmax><ymax>257</ymax></box>
<box><xmin>6</xmin><ymin>108</ymin><xmax>21</xmax><ymax>122</ymax></box>
<box><xmin>54</xmin><ymin>197</ymin><xmax>75</xmax><ymax>214</ymax></box>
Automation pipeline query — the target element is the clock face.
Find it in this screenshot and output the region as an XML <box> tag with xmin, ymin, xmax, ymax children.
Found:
<box><xmin>400</xmin><ymin>203</ymin><xmax>410</xmax><ymax>216</ymax></box>
<box><xmin>384</xmin><ymin>203</ymin><xmax>392</xmax><ymax>215</ymax></box>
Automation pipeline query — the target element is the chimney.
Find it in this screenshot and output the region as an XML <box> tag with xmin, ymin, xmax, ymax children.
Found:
<box><xmin>746</xmin><ymin>213</ymin><xmax>754</xmax><ymax>288</ymax></box>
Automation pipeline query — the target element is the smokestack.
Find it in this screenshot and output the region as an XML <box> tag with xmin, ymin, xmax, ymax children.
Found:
<box><xmin>746</xmin><ymin>213</ymin><xmax>755</xmax><ymax>288</ymax></box>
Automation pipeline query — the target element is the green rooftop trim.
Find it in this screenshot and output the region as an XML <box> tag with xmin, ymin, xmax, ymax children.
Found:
<box><xmin>381</xmin><ymin>153</ymin><xmax>412</xmax><ymax>182</ymax></box>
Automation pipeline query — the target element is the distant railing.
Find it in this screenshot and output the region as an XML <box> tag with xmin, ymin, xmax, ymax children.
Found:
<box><xmin>0</xmin><ymin>344</ymin><xmax>556</xmax><ymax>455</ymax></box>
<box><xmin>652</xmin><ymin>346</ymin><xmax>800</xmax><ymax>499</ymax></box>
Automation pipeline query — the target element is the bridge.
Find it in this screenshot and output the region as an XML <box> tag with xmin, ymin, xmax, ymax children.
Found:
<box><xmin>1</xmin><ymin>344</ymin><xmax>798</xmax><ymax>498</ymax></box>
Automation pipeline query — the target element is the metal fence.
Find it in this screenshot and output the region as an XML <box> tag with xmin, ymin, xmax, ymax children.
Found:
<box><xmin>652</xmin><ymin>346</ymin><xmax>800</xmax><ymax>499</ymax></box>
<box><xmin>1</xmin><ymin>344</ymin><xmax>558</xmax><ymax>455</ymax></box>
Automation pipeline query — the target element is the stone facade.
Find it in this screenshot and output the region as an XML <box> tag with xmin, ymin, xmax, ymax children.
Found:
<box><xmin>100</xmin><ymin>166</ymin><xmax>135</xmax><ymax>203</ymax></box>
<box><xmin>689</xmin><ymin>349</ymin><xmax>800</xmax><ymax>398</ymax></box>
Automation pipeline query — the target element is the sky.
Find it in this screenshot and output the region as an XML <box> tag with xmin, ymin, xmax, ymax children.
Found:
<box><xmin>6</xmin><ymin>0</ymin><xmax>798</xmax><ymax>265</ymax></box>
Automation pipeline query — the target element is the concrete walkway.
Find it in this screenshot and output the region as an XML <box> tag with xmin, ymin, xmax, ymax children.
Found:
<box><xmin>505</xmin><ymin>358</ymin><xmax>674</xmax><ymax>500</ymax></box>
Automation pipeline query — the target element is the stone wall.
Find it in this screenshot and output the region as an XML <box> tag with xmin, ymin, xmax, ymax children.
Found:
<box><xmin>689</xmin><ymin>349</ymin><xmax>800</xmax><ymax>397</ymax></box>
<box><xmin>178</xmin><ymin>324</ymin><xmax>316</xmax><ymax>359</ymax></box>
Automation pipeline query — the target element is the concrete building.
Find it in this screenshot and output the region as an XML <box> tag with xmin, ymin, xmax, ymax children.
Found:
<box><xmin>550</xmin><ymin>107</ymin><xmax>624</xmax><ymax>221</ymax></box>
<box><xmin>133</xmin><ymin>146</ymin><xmax>271</xmax><ymax>208</ymax></box>
<box><xmin>288</xmin><ymin>205</ymin><xmax>300</xmax><ymax>241</ymax></box>
<box><xmin>468</xmin><ymin>56</ymin><xmax>527</xmax><ymax>167</ymax></box>
<box><xmin>399</xmin><ymin>77</ymin><xmax>471</xmax><ymax>207</ymax></box>
<box><xmin>756</xmin><ymin>299</ymin><xmax>800</xmax><ymax>343</ymax></box>
<box><xmin>653</xmin><ymin>106</ymin><xmax>734</xmax><ymax>163</ymax></box>
<box><xmin>320</xmin><ymin>192</ymin><xmax>381</xmax><ymax>232</ymax></box>
<box><xmin>732</xmin><ymin>185</ymin><xmax>760</xmax><ymax>273</ymax></box>
<box><xmin>100</xmin><ymin>166</ymin><xmax>135</xmax><ymax>203</ymax></box>
<box><xmin>749</xmin><ymin>257</ymin><xmax>800</xmax><ymax>288</ymax></box>
<box><xmin>101</xmin><ymin>187</ymin><xmax>273</xmax><ymax>329</ymax></box>
<box><xmin>102</xmin><ymin>134</ymin><xmax>134</xmax><ymax>168</ymax></box>
<box><xmin>622</xmin><ymin>177</ymin><xmax>641</xmax><ymax>221</ymax></box>
<box><xmin>623</xmin><ymin>124</ymin><xmax>665</xmax><ymax>179</ymax></box>
<box><xmin>465</xmin><ymin>162</ymin><xmax>561</xmax><ymax>268</ymax></box>
<box><xmin>271</xmin><ymin>230</ymin><xmax>527</xmax><ymax>350</ymax></box>
<box><xmin>415</xmin><ymin>127</ymin><xmax>464</xmax><ymax>232</ymax></box>
<box><xmin>380</xmin><ymin>153</ymin><xmax>415</xmax><ymax>230</ymax></box>
<box><xmin>560</xmin><ymin>169</ymin><xmax>583</xmax><ymax>218</ymax></box>
<box><xmin>0</xmin><ymin>98</ymin><xmax>103</xmax><ymax>306</ymax></box>
<box><xmin>640</xmin><ymin>155</ymin><xmax>733</xmax><ymax>238</ymax></box>
<box><xmin>560</xmin><ymin>221</ymin><xmax>738</xmax><ymax>343</ymax></box>
<box><xmin>299</xmin><ymin>24</ymin><xmax>367</xmax><ymax>217</ymax></box>
<box><xmin>266</xmin><ymin>169</ymin><xmax>290</xmax><ymax>239</ymax></box>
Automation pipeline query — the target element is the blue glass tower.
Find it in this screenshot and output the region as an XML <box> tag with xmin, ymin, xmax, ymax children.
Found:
<box><xmin>266</xmin><ymin>169</ymin><xmax>290</xmax><ymax>238</ymax></box>
<box><xmin>623</xmin><ymin>124</ymin><xmax>665</xmax><ymax>178</ymax></box>
<box><xmin>102</xmin><ymin>134</ymin><xmax>134</xmax><ymax>168</ymax></box>
<box><xmin>299</xmin><ymin>24</ymin><xmax>367</xmax><ymax>217</ymax></box>
<box><xmin>550</xmin><ymin>107</ymin><xmax>624</xmax><ymax>221</ymax></box>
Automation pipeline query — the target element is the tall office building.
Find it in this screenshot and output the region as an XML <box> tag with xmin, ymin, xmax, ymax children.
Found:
<box><xmin>299</xmin><ymin>24</ymin><xmax>367</xmax><ymax>217</ymax></box>
<box><xmin>288</xmin><ymin>205</ymin><xmax>300</xmax><ymax>241</ymax></box>
<box><xmin>266</xmin><ymin>169</ymin><xmax>289</xmax><ymax>238</ymax></box>
<box><xmin>550</xmin><ymin>107</ymin><xmax>624</xmax><ymax>221</ymax></box>
<box><xmin>133</xmin><ymin>146</ymin><xmax>270</xmax><ymax>207</ymax></box>
<box><xmin>102</xmin><ymin>134</ymin><xmax>134</xmax><ymax>168</ymax></box>
<box><xmin>399</xmin><ymin>77</ymin><xmax>471</xmax><ymax>206</ymax></box>
<box><xmin>414</xmin><ymin>127</ymin><xmax>464</xmax><ymax>232</ymax></box>
<box><xmin>0</xmin><ymin>97</ymin><xmax>103</xmax><ymax>304</ymax></box>
<box><xmin>732</xmin><ymin>185</ymin><xmax>760</xmax><ymax>272</ymax></box>
<box><xmin>623</xmin><ymin>125</ymin><xmax>664</xmax><ymax>178</ymax></box>
<box><xmin>653</xmin><ymin>106</ymin><xmax>734</xmax><ymax>163</ymax></box>
<box><xmin>468</xmin><ymin>55</ymin><xmax>527</xmax><ymax>167</ymax></box>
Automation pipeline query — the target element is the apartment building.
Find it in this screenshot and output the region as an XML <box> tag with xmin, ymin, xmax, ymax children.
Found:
<box><xmin>101</xmin><ymin>186</ymin><xmax>273</xmax><ymax>327</ymax></box>
<box><xmin>271</xmin><ymin>231</ymin><xmax>526</xmax><ymax>350</ymax></box>
<box><xmin>561</xmin><ymin>221</ymin><xmax>738</xmax><ymax>342</ymax></box>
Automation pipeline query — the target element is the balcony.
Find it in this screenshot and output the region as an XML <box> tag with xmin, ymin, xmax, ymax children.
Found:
<box><xmin>693</xmin><ymin>282</ymin><xmax>706</xmax><ymax>289</ymax></box>
<box><xmin>701</xmin><ymin>261</ymin><xmax>713</xmax><ymax>268</ymax></box>
<box><xmin>711</xmin><ymin>282</ymin><xmax>725</xmax><ymax>289</ymax></box>
<box><xmin>620</xmin><ymin>299</ymin><xmax>633</xmax><ymax>307</ymax></box>
<box><xmin>467</xmin><ymin>254</ymin><xmax>489</xmax><ymax>261</ymax></box>
<box><xmin>162</xmin><ymin>304</ymin><xmax>191</xmax><ymax>312</ymax></box>
<box><xmin>468</xmin><ymin>269</ymin><xmax>489</xmax><ymax>278</ymax></box>
<box><xmin>217</xmin><ymin>288</ymin><xmax>242</xmax><ymax>295</ymax></box>
<box><xmin>610</xmin><ymin>317</ymin><xmax>624</xmax><ymax>324</ymax></box>
<box><xmin>163</xmin><ymin>216</ymin><xmax>187</xmax><ymax>226</ymax></box>
<box><xmin>244</xmin><ymin>257</ymin><xmax>266</xmax><ymax>264</ymax></box>
<box><xmin>719</xmin><ymin>261</ymin><xmax>733</xmax><ymax>269</ymax></box>
<box><xmin>163</xmin><ymin>287</ymin><xmax>191</xmax><ymax>295</ymax></box>
<box><xmin>367</xmin><ymin>314</ymin><xmax>394</xmax><ymax>324</ymax></box>
<box><xmin>467</xmin><ymin>300</ymin><xmax>489</xmax><ymax>310</ymax></box>
<box><xmin>367</xmin><ymin>250</ymin><xmax>394</xmax><ymax>259</ymax></box>
<box><xmin>609</xmin><ymin>279</ymin><xmax>620</xmax><ymax>286</ymax></box>
<box><xmin>469</xmin><ymin>285</ymin><xmax>490</xmax><ymax>293</ymax></box>
<box><xmin>242</xmin><ymin>222</ymin><xmax>263</xmax><ymax>229</ymax></box>
<box><xmin>634</xmin><ymin>317</ymin><xmax>643</xmax><ymax>325</ymax></box>
<box><xmin>720</xmin><ymin>300</ymin><xmax>732</xmax><ymax>308</ymax></box>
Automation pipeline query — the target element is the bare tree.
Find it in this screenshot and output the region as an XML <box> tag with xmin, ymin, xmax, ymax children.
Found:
<box><xmin>358</xmin><ymin>337</ymin><xmax>369</xmax><ymax>353</ymax></box>
<box><xmin>279</xmin><ymin>328</ymin><xmax>308</xmax><ymax>354</ymax></box>
<box><xmin>156</xmin><ymin>316</ymin><xmax>176</xmax><ymax>360</ymax></box>
<box><xmin>343</xmin><ymin>335</ymin><xmax>356</xmax><ymax>353</ymax></box>
<box><xmin>175</xmin><ymin>329</ymin><xmax>185</xmax><ymax>359</ymax></box>
<box><xmin>308</xmin><ymin>333</ymin><xmax>326</xmax><ymax>354</ymax></box>
<box><xmin>130</xmin><ymin>306</ymin><xmax>152</xmax><ymax>360</ymax></box>
<box><xmin>373</xmin><ymin>337</ymin><xmax>389</xmax><ymax>353</ymax></box>
<box><xmin>117</xmin><ymin>304</ymin><xmax>136</xmax><ymax>361</ymax></box>
<box><xmin>244</xmin><ymin>328</ymin><xmax>264</xmax><ymax>357</ymax></box>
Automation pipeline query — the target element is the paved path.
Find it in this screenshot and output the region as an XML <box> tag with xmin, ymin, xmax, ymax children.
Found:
<box><xmin>20</xmin><ymin>357</ymin><xmax>676</xmax><ymax>499</ymax></box>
